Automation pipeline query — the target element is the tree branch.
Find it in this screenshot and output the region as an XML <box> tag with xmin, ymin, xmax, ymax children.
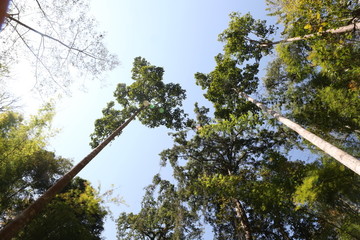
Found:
<box><xmin>6</xmin><ymin>15</ymin><xmax>104</xmax><ymax>61</ymax></box>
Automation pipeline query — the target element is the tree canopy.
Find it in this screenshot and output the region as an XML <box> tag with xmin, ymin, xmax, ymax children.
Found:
<box><xmin>1</xmin><ymin>0</ymin><xmax>119</xmax><ymax>94</ymax></box>
<box><xmin>90</xmin><ymin>57</ymin><xmax>187</xmax><ymax>148</ymax></box>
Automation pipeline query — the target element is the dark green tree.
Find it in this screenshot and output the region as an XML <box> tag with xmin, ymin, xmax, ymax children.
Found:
<box><xmin>16</xmin><ymin>177</ymin><xmax>107</xmax><ymax>240</ymax></box>
<box><xmin>160</xmin><ymin>105</ymin><xmax>342</xmax><ymax>239</ymax></box>
<box><xmin>117</xmin><ymin>176</ymin><xmax>202</xmax><ymax>240</ymax></box>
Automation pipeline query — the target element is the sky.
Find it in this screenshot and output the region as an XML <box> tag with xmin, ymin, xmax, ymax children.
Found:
<box><xmin>7</xmin><ymin>0</ymin><xmax>277</xmax><ymax>239</ymax></box>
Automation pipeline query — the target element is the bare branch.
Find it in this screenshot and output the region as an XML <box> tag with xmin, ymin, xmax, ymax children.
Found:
<box><xmin>11</xmin><ymin>22</ymin><xmax>68</xmax><ymax>94</ymax></box>
<box><xmin>6</xmin><ymin>15</ymin><xmax>105</xmax><ymax>61</ymax></box>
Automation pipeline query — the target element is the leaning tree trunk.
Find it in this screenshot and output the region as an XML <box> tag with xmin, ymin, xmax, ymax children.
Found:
<box><xmin>238</xmin><ymin>92</ymin><xmax>360</xmax><ymax>176</ymax></box>
<box><xmin>0</xmin><ymin>105</ymin><xmax>147</xmax><ymax>240</ymax></box>
<box><xmin>260</xmin><ymin>22</ymin><xmax>360</xmax><ymax>47</ymax></box>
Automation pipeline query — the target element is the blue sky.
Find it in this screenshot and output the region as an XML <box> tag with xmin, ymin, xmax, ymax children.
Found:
<box><xmin>13</xmin><ymin>0</ymin><xmax>277</xmax><ymax>238</ymax></box>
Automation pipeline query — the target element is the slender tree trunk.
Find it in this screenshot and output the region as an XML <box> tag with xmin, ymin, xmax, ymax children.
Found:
<box><xmin>238</xmin><ymin>91</ymin><xmax>360</xmax><ymax>176</ymax></box>
<box><xmin>0</xmin><ymin>106</ymin><xmax>145</xmax><ymax>240</ymax></box>
<box><xmin>260</xmin><ymin>22</ymin><xmax>360</xmax><ymax>47</ymax></box>
<box><xmin>233</xmin><ymin>199</ymin><xmax>253</xmax><ymax>240</ymax></box>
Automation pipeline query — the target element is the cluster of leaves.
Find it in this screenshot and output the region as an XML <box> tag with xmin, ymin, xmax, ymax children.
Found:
<box><xmin>90</xmin><ymin>57</ymin><xmax>187</xmax><ymax>148</ymax></box>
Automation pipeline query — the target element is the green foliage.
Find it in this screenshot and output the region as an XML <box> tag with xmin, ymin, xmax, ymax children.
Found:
<box><xmin>263</xmin><ymin>0</ymin><xmax>360</xmax><ymax>152</ymax></box>
<box><xmin>0</xmin><ymin>106</ymin><xmax>62</xmax><ymax>223</ymax></box>
<box><xmin>195</xmin><ymin>12</ymin><xmax>277</xmax><ymax>120</ymax></box>
<box><xmin>218</xmin><ymin>12</ymin><xmax>276</xmax><ymax>62</ymax></box>
<box><xmin>266</xmin><ymin>0</ymin><xmax>359</xmax><ymax>36</ymax></box>
<box><xmin>188</xmin><ymin>6</ymin><xmax>360</xmax><ymax>238</ymax></box>
<box><xmin>0</xmin><ymin>107</ymin><xmax>107</xmax><ymax>238</ymax></box>
<box><xmin>117</xmin><ymin>176</ymin><xmax>202</xmax><ymax>240</ymax></box>
<box><xmin>161</xmin><ymin>108</ymin><xmax>329</xmax><ymax>239</ymax></box>
<box><xmin>16</xmin><ymin>178</ymin><xmax>107</xmax><ymax>240</ymax></box>
<box><xmin>195</xmin><ymin>54</ymin><xmax>260</xmax><ymax>119</ymax></box>
<box><xmin>90</xmin><ymin>57</ymin><xmax>187</xmax><ymax>148</ymax></box>
<box><xmin>293</xmin><ymin>157</ymin><xmax>360</xmax><ymax>239</ymax></box>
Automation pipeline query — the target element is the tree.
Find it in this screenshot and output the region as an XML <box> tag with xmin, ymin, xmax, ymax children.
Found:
<box><xmin>0</xmin><ymin>56</ymin><xmax>187</xmax><ymax>239</ymax></box>
<box><xmin>189</xmin><ymin>10</ymin><xmax>360</xmax><ymax>238</ymax></box>
<box><xmin>260</xmin><ymin>22</ymin><xmax>360</xmax><ymax>47</ymax></box>
<box><xmin>194</xmin><ymin>12</ymin><xmax>276</xmax><ymax>120</ymax></box>
<box><xmin>0</xmin><ymin>105</ymin><xmax>143</xmax><ymax>240</ymax></box>
<box><xmin>237</xmin><ymin>91</ymin><xmax>360</xmax><ymax>175</ymax></box>
<box><xmin>160</xmin><ymin>105</ymin><xmax>348</xmax><ymax>239</ymax></box>
<box><xmin>262</xmin><ymin>1</ymin><xmax>360</xmax><ymax>144</ymax></box>
<box><xmin>0</xmin><ymin>108</ymin><xmax>107</xmax><ymax>239</ymax></box>
<box><xmin>90</xmin><ymin>56</ymin><xmax>187</xmax><ymax>148</ymax></box>
<box><xmin>117</xmin><ymin>176</ymin><xmax>202</xmax><ymax>240</ymax></box>
<box><xmin>0</xmin><ymin>106</ymin><xmax>69</xmax><ymax>226</ymax></box>
<box><xmin>16</xmin><ymin>177</ymin><xmax>107</xmax><ymax>240</ymax></box>
<box><xmin>1</xmin><ymin>0</ymin><xmax>119</xmax><ymax>94</ymax></box>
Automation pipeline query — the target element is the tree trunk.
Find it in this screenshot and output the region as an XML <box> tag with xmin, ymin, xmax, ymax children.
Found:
<box><xmin>0</xmin><ymin>0</ymin><xmax>9</xmax><ymax>26</ymax></box>
<box><xmin>233</xmin><ymin>199</ymin><xmax>253</xmax><ymax>240</ymax></box>
<box><xmin>238</xmin><ymin>91</ymin><xmax>360</xmax><ymax>176</ymax></box>
<box><xmin>0</xmin><ymin>106</ymin><xmax>145</xmax><ymax>240</ymax></box>
<box><xmin>260</xmin><ymin>22</ymin><xmax>360</xmax><ymax>47</ymax></box>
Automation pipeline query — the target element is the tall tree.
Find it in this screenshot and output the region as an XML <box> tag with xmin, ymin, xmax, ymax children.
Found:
<box><xmin>0</xmin><ymin>57</ymin><xmax>187</xmax><ymax>239</ymax></box>
<box><xmin>160</xmin><ymin>105</ymin><xmax>349</xmax><ymax>239</ymax></box>
<box><xmin>90</xmin><ymin>56</ymin><xmax>187</xmax><ymax>148</ymax></box>
<box><xmin>262</xmin><ymin>1</ymin><xmax>360</xmax><ymax>147</ymax></box>
<box><xmin>117</xmin><ymin>175</ymin><xmax>202</xmax><ymax>240</ymax></box>
<box><xmin>190</xmin><ymin>10</ymin><xmax>360</xmax><ymax>238</ymax></box>
<box><xmin>0</xmin><ymin>104</ymin><xmax>143</xmax><ymax>240</ymax></box>
<box><xmin>1</xmin><ymin>0</ymin><xmax>119</xmax><ymax>94</ymax></box>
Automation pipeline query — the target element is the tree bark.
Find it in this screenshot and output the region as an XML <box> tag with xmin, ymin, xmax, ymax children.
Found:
<box><xmin>238</xmin><ymin>91</ymin><xmax>360</xmax><ymax>176</ymax></box>
<box><xmin>233</xmin><ymin>199</ymin><xmax>253</xmax><ymax>240</ymax></box>
<box><xmin>260</xmin><ymin>22</ymin><xmax>360</xmax><ymax>47</ymax></box>
<box><xmin>0</xmin><ymin>106</ymin><xmax>145</xmax><ymax>240</ymax></box>
<box><xmin>0</xmin><ymin>0</ymin><xmax>9</xmax><ymax>27</ymax></box>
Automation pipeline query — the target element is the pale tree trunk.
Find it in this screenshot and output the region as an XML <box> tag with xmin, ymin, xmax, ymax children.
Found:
<box><xmin>233</xmin><ymin>199</ymin><xmax>253</xmax><ymax>240</ymax></box>
<box><xmin>238</xmin><ymin>92</ymin><xmax>360</xmax><ymax>176</ymax></box>
<box><xmin>0</xmin><ymin>106</ymin><xmax>145</xmax><ymax>240</ymax></box>
<box><xmin>260</xmin><ymin>22</ymin><xmax>360</xmax><ymax>47</ymax></box>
